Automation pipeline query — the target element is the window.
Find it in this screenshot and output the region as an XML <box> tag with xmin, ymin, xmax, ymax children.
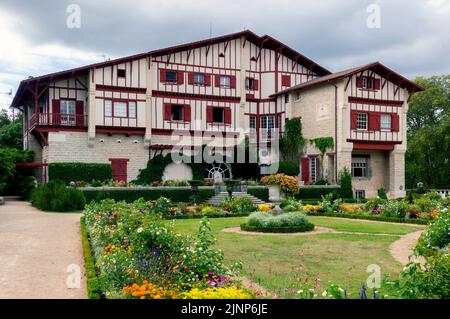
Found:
<box><xmin>128</xmin><ymin>102</ymin><xmax>136</xmax><ymax>118</ymax></box>
<box><xmin>356</xmin><ymin>113</ymin><xmax>368</xmax><ymax>130</ymax></box>
<box><xmin>171</xmin><ymin>105</ymin><xmax>184</xmax><ymax>121</ymax></box>
<box><xmin>246</xmin><ymin>78</ymin><xmax>255</xmax><ymax>90</ymax></box>
<box><xmin>166</xmin><ymin>70</ymin><xmax>177</xmax><ymax>83</ymax></box>
<box><xmin>309</xmin><ymin>157</ymin><xmax>317</xmax><ymax>183</ymax></box>
<box><xmin>60</xmin><ymin>99</ymin><xmax>76</xmax><ymax>125</ymax></box>
<box><xmin>249</xmin><ymin>116</ymin><xmax>256</xmax><ymax>129</ymax></box>
<box><xmin>362</xmin><ymin>77</ymin><xmax>375</xmax><ymax>89</ymax></box>
<box><xmin>285</xmin><ymin>93</ymin><xmax>289</xmax><ymax>103</ymax></box>
<box><xmin>352</xmin><ymin>157</ymin><xmax>368</xmax><ymax>178</ymax></box>
<box><xmin>117</xmin><ymin>68</ymin><xmax>126</xmax><ymax>78</ymax></box>
<box><xmin>60</xmin><ymin>99</ymin><xmax>75</xmax><ymax>115</ymax></box>
<box><xmin>105</xmin><ymin>100</ymin><xmax>112</xmax><ymax>117</ymax></box>
<box><xmin>114</xmin><ymin>101</ymin><xmax>127</xmax><ymax>117</ymax></box>
<box><xmin>355</xmin><ymin>190</ymin><xmax>366</xmax><ymax>199</ymax></box>
<box><xmin>193</xmin><ymin>73</ymin><xmax>205</xmax><ymax>85</ymax></box>
<box><xmin>213</xmin><ymin>108</ymin><xmax>224</xmax><ymax>123</ymax></box>
<box><xmin>380</xmin><ymin>114</ymin><xmax>391</xmax><ymax>129</ymax></box>
<box><xmin>277</xmin><ymin>115</ymin><xmax>282</xmax><ymax>130</ymax></box>
<box><xmin>220</xmin><ymin>76</ymin><xmax>230</xmax><ymax>88</ymax></box>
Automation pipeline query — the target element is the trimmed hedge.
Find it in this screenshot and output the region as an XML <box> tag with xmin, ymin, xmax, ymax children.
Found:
<box><xmin>80</xmin><ymin>217</ymin><xmax>102</xmax><ymax>299</ymax></box>
<box><xmin>275</xmin><ymin>161</ymin><xmax>300</xmax><ymax>176</ymax></box>
<box><xmin>30</xmin><ymin>180</ymin><xmax>86</xmax><ymax>212</ymax></box>
<box><xmin>247</xmin><ymin>187</ymin><xmax>269</xmax><ymax>202</ymax></box>
<box><xmin>240</xmin><ymin>222</ymin><xmax>315</xmax><ymax>233</ymax></box>
<box><xmin>49</xmin><ymin>163</ymin><xmax>112</xmax><ymax>184</ymax></box>
<box><xmin>306</xmin><ymin>212</ymin><xmax>430</xmax><ymax>225</ymax></box>
<box><xmin>295</xmin><ymin>187</ymin><xmax>340</xmax><ymax>199</ymax></box>
<box><xmin>82</xmin><ymin>188</ymin><xmax>215</xmax><ymax>203</ymax></box>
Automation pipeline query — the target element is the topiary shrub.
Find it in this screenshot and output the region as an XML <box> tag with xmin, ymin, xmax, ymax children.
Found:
<box><xmin>31</xmin><ymin>180</ymin><xmax>86</xmax><ymax>212</ymax></box>
<box><xmin>338</xmin><ymin>167</ymin><xmax>353</xmax><ymax>199</ymax></box>
<box><xmin>242</xmin><ymin>211</ymin><xmax>315</xmax><ymax>233</ymax></box>
<box><xmin>378</xmin><ymin>187</ymin><xmax>388</xmax><ymax>199</ymax></box>
<box><xmin>48</xmin><ymin>163</ymin><xmax>112</xmax><ymax>185</ymax></box>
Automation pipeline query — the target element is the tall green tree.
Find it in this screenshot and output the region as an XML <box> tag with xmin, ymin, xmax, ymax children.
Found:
<box><xmin>406</xmin><ymin>75</ymin><xmax>450</xmax><ymax>189</ymax></box>
<box><xmin>279</xmin><ymin>118</ymin><xmax>306</xmax><ymax>163</ymax></box>
<box><xmin>0</xmin><ymin>109</ymin><xmax>23</xmax><ymax>150</ymax></box>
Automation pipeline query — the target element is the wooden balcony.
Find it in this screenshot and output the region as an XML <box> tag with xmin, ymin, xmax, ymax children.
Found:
<box><xmin>29</xmin><ymin>113</ymin><xmax>88</xmax><ymax>130</ymax></box>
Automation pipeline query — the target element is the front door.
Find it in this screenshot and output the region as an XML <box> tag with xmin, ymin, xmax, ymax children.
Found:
<box><xmin>109</xmin><ymin>158</ymin><xmax>129</xmax><ymax>182</ymax></box>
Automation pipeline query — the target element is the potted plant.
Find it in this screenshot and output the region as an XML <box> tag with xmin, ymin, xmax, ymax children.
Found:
<box><xmin>261</xmin><ymin>174</ymin><xmax>300</xmax><ymax>202</ymax></box>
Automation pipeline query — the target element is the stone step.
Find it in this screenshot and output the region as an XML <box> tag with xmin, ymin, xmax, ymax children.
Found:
<box><xmin>206</xmin><ymin>192</ymin><xmax>266</xmax><ymax>206</ymax></box>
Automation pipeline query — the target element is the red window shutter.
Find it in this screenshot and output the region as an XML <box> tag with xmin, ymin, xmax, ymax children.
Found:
<box><xmin>392</xmin><ymin>114</ymin><xmax>400</xmax><ymax>132</ymax></box>
<box><xmin>215</xmin><ymin>75</ymin><xmax>221</xmax><ymax>87</ymax></box>
<box><xmin>206</xmin><ymin>106</ymin><xmax>213</xmax><ymax>123</ymax></box>
<box><xmin>282</xmin><ymin>75</ymin><xmax>291</xmax><ymax>87</ymax></box>
<box><xmin>164</xmin><ymin>103</ymin><xmax>172</xmax><ymax>121</ymax></box>
<box><xmin>230</xmin><ymin>76</ymin><xmax>236</xmax><ymax>89</ymax></box>
<box><xmin>356</xmin><ymin>77</ymin><xmax>363</xmax><ymax>88</ymax></box>
<box><xmin>177</xmin><ymin>71</ymin><xmax>184</xmax><ymax>85</ymax></box>
<box><xmin>183</xmin><ymin>105</ymin><xmax>191</xmax><ymax>122</ymax></box>
<box><xmin>224</xmin><ymin>108</ymin><xmax>231</xmax><ymax>124</ymax></box>
<box><xmin>301</xmin><ymin>158</ymin><xmax>309</xmax><ymax>182</ymax></box>
<box><xmin>374</xmin><ymin>79</ymin><xmax>381</xmax><ymax>90</ymax></box>
<box><xmin>188</xmin><ymin>72</ymin><xmax>195</xmax><ymax>85</ymax></box>
<box><xmin>350</xmin><ymin>111</ymin><xmax>357</xmax><ymax>129</ymax></box>
<box><xmin>160</xmin><ymin>69</ymin><xmax>166</xmax><ymax>82</ymax></box>
<box><xmin>253</xmin><ymin>79</ymin><xmax>259</xmax><ymax>91</ymax></box>
<box><xmin>52</xmin><ymin>99</ymin><xmax>60</xmax><ymax>125</ymax></box>
<box><xmin>205</xmin><ymin>74</ymin><xmax>211</xmax><ymax>86</ymax></box>
<box><xmin>369</xmin><ymin>113</ymin><xmax>380</xmax><ymax>131</ymax></box>
<box><xmin>75</xmin><ymin>100</ymin><xmax>84</xmax><ymax>126</ymax></box>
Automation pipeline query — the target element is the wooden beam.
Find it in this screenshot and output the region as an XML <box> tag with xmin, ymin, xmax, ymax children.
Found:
<box><xmin>344</xmin><ymin>77</ymin><xmax>352</xmax><ymax>92</ymax></box>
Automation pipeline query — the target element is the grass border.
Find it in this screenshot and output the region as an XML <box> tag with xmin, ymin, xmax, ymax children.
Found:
<box><xmin>305</xmin><ymin>212</ymin><xmax>430</xmax><ymax>225</ymax></box>
<box><xmin>240</xmin><ymin>222</ymin><xmax>315</xmax><ymax>233</ymax></box>
<box><xmin>80</xmin><ymin>216</ymin><xmax>103</xmax><ymax>299</ymax></box>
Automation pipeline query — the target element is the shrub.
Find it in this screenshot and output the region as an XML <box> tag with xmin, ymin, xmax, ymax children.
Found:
<box><xmin>319</xmin><ymin>193</ymin><xmax>341</xmax><ymax>213</ymax></box>
<box><xmin>295</xmin><ymin>187</ymin><xmax>340</xmax><ymax>200</ymax></box>
<box><xmin>260</xmin><ymin>173</ymin><xmax>300</xmax><ymax>196</ymax></box>
<box><xmin>377</xmin><ymin>188</ymin><xmax>388</xmax><ymax>199</ymax></box>
<box><xmin>247</xmin><ymin>187</ymin><xmax>269</xmax><ymax>202</ymax></box>
<box><xmin>314</xmin><ymin>178</ymin><xmax>329</xmax><ymax>185</ymax></box>
<box><xmin>221</xmin><ymin>196</ymin><xmax>256</xmax><ymax>214</ymax></box>
<box><xmin>243</xmin><ymin>211</ymin><xmax>314</xmax><ymax>233</ymax></box>
<box><xmin>416</xmin><ymin>207</ymin><xmax>450</xmax><ymax>257</ymax></box>
<box><xmin>49</xmin><ymin>163</ymin><xmax>112</xmax><ymax>185</ymax></box>
<box><xmin>31</xmin><ymin>180</ymin><xmax>86</xmax><ymax>211</ymax></box>
<box><xmin>82</xmin><ymin>188</ymin><xmax>215</xmax><ymax>203</ymax></box>
<box><xmin>338</xmin><ymin>167</ymin><xmax>353</xmax><ymax>199</ymax></box>
<box><xmin>275</xmin><ymin>161</ymin><xmax>300</xmax><ymax>176</ymax></box>
<box><xmin>280</xmin><ymin>197</ymin><xmax>303</xmax><ymax>212</ymax></box>
<box><xmin>382</xmin><ymin>200</ymin><xmax>408</xmax><ymax>218</ymax></box>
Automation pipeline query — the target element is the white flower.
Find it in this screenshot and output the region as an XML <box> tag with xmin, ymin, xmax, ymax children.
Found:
<box><xmin>322</xmin><ymin>291</ymin><xmax>327</xmax><ymax>297</ymax></box>
<box><xmin>338</xmin><ymin>288</ymin><xmax>345</xmax><ymax>293</ymax></box>
<box><xmin>297</xmin><ymin>289</ymin><xmax>304</xmax><ymax>294</ymax></box>
<box><xmin>183</xmin><ymin>255</ymin><xmax>187</xmax><ymax>258</ymax></box>
<box><xmin>137</xmin><ymin>227</ymin><xmax>143</xmax><ymax>233</ymax></box>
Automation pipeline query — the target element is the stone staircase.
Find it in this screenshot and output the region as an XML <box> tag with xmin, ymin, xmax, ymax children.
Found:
<box><xmin>206</xmin><ymin>192</ymin><xmax>265</xmax><ymax>206</ymax></box>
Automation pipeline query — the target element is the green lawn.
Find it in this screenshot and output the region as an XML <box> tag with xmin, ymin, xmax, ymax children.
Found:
<box><xmin>170</xmin><ymin>216</ymin><xmax>422</xmax><ymax>298</ymax></box>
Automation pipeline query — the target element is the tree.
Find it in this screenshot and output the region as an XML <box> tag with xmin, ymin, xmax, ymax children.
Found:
<box><xmin>338</xmin><ymin>167</ymin><xmax>353</xmax><ymax>199</ymax></box>
<box><xmin>0</xmin><ymin>109</ymin><xmax>23</xmax><ymax>150</ymax></box>
<box><xmin>279</xmin><ymin>118</ymin><xmax>306</xmax><ymax>163</ymax></box>
<box><xmin>311</xmin><ymin>137</ymin><xmax>334</xmax><ymax>180</ymax></box>
<box><xmin>406</xmin><ymin>75</ymin><xmax>450</xmax><ymax>189</ymax></box>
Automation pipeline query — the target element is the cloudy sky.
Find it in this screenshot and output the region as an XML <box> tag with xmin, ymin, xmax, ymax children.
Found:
<box><xmin>1</xmin><ymin>0</ymin><xmax>449</xmax><ymax>109</ymax></box>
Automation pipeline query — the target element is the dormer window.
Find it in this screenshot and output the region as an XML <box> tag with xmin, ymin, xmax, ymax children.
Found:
<box><xmin>362</xmin><ymin>77</ymin><xmax>375</xmax><ymax>89</ymax></box>
<box><xmin>357</xmin><ymin>76</ymin><xmax>380</xmax><ymax>90</ymax></box>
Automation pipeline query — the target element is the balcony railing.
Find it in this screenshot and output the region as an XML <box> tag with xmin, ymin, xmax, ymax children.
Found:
<box><xmin>29</xmin><ymin>113</ymin><xmax>88</xmax><ymax>130</ymax></box>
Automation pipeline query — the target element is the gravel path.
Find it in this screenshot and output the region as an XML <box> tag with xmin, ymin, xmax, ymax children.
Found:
<box><xmin>389</xmin><ymin>230</ymin><xmax>425</xmax><ymax>266</ymax></box>
<box><xmin>0</xmin><ymin>201</ymin><xmax>87</xmax><ymax>299</ymax></box>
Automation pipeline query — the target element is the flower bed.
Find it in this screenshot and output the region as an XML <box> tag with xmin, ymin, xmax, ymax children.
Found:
<box><xmin>83</xmin><ymin>199</ymin><xmax>250</xmax><ymax>299</ymax></box>
<box><xmin>240</xmin><ymin>211</ymin><xmax>315</xmax><ymax>233</ymax></box>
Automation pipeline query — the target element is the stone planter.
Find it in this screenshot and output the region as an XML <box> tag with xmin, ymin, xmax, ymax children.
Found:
<box><xmin>268</xmin><ymin>185</ymin><xmax>286</xmax><ymax>202</ymax></box>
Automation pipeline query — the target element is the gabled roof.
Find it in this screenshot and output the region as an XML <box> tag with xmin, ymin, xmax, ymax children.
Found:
<box><xmin>11</xmin><ymin>30</ymin><xmax>331</xmax><ymax>108</ymax></box>
<box><xmin>271</xmin><ymin>61</ymin><xmax>423</xmax><ymax>97</ymax></box>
